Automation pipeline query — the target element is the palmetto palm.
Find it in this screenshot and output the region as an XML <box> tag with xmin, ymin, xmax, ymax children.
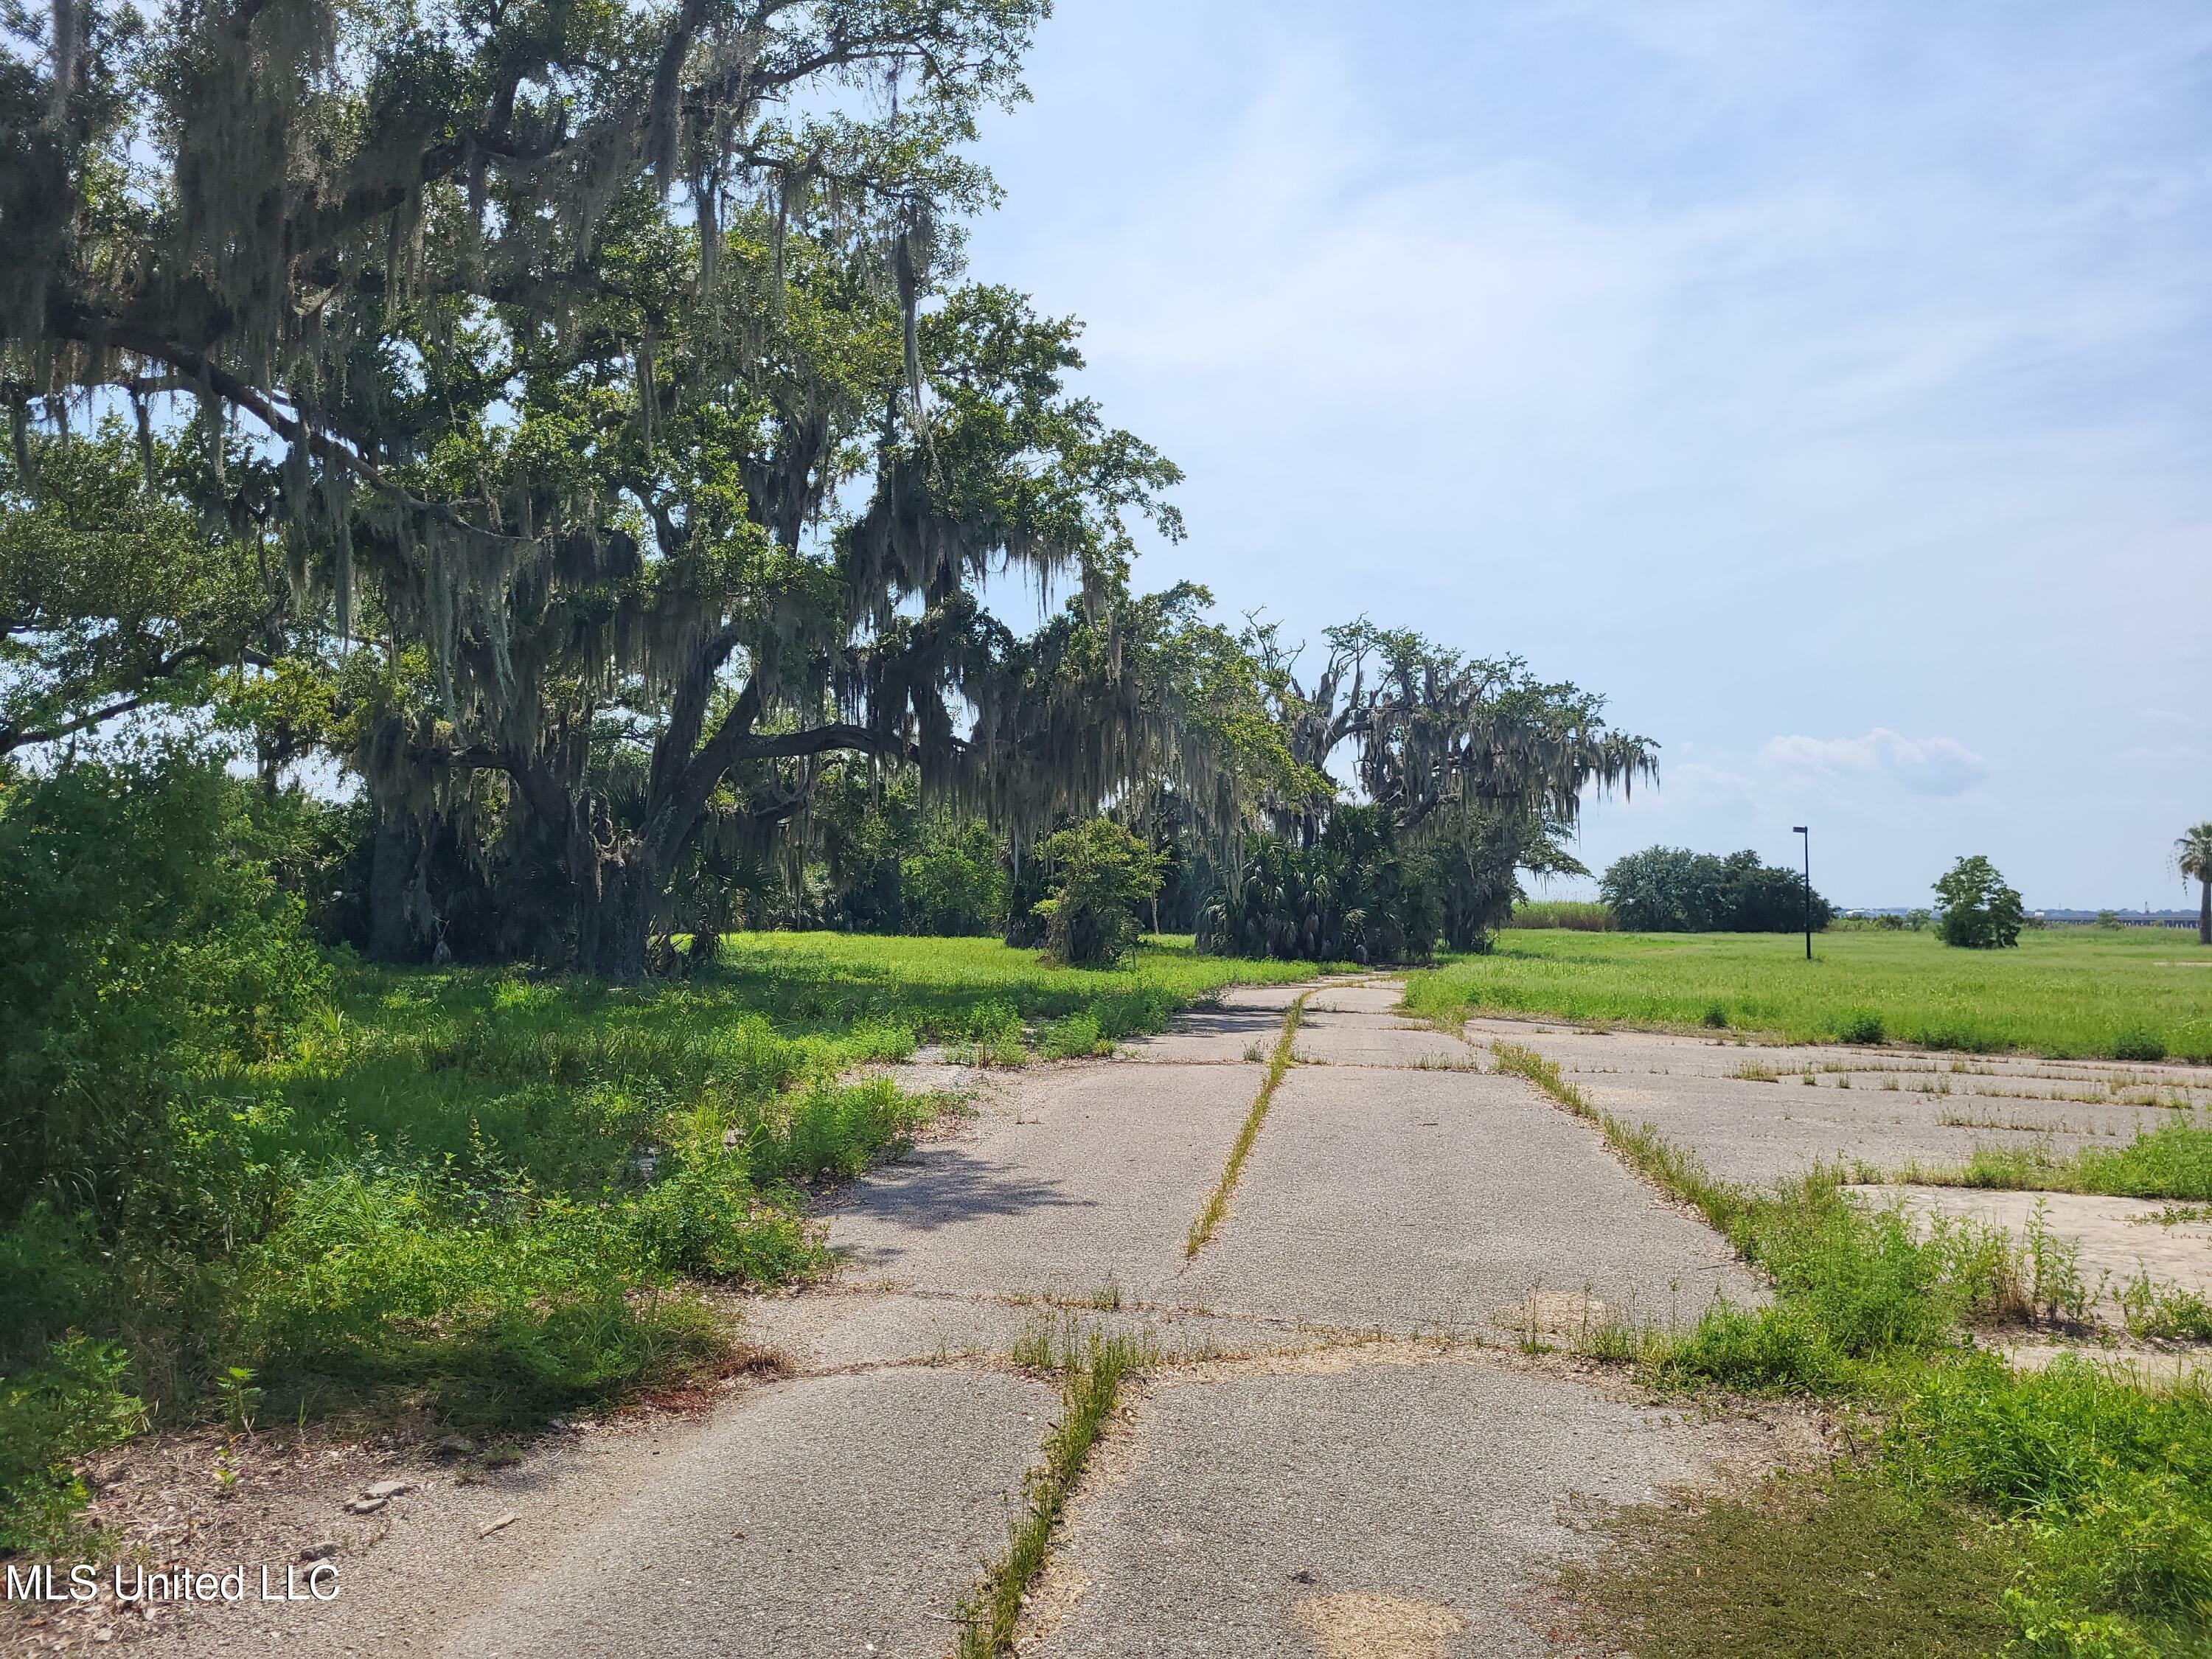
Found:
<box><xmin>2178</xmin><ymin>823</ymin><xmax>2212</xmax><ymax>946</ymax></box>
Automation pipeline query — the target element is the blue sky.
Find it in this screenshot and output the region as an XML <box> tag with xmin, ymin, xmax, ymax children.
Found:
<box><xmin>957</xmin><ymin>0</ymin><xmax>2212</xmax><ymax>909</ymax></box>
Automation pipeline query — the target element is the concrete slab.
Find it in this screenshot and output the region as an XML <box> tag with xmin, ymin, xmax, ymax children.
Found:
<box><xmin>1220</xmin><ymin>983</ymin><xmax>1318</xmax><ymax>1014</ymax></box>
<box><xmin>1292</xmin><ymin>1008</ymin><xmax>1475</xmax><ymax>1069</ymax></box>
<box><xmin>1465</xmin><ymin>1017</ymin><xmax>2212</xmax><ymax>1101</ymax></box>
<box><xmin>440</xmin><ymin>1368</ymin><xmax>1051</xmax><ymax>1659</ymax></box>
<box><xmin>1303</xmin><ymin>981</ymin><xmax>1408</xmax><ymax>1018</ymax></box>
<box><xmin>1026</xmin><ymin>1356</ymin><xmax>1787</xmax><ymax>1658</ymax></box>
<box><xmin>1176</xmin><ymin>1067</ymin><xmax>1758</xmax><ymax>1336</ymax></box>
<box><xmin>1123</xmin><ymin>1003</ymin><xmax>1282</xmax><ymax>1064</ymax></box>
<box><xmin>1465</xmin><ymin>1017</ymin><xmax>2209</xmax><ymax>1186</ymax></box>
<box><xmin>824</xmin><ymin>1060</ymin><xmax>1256</xmax><ymax>1304</ymax></box>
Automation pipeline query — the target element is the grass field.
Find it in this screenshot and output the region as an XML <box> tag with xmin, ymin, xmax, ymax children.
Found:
<box><xmin>715</xmin><ymin>931</ymin><xmax>1321</xmax><ymax>1051</ymax></box>
<box><xmin>1405</xmin><ymin>927</ymin><xmax>2212</xmax><ymax>1060</ymax></box>
<box><xmin>1</xmin><ymin>933</ymin><xmax>1318</xmax><ymax>1554</ymax></box>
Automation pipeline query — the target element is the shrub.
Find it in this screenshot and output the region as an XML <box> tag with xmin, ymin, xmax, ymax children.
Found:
<box><xmin>0</xmin><ymin>752</ymin><xmax>329</xmax><ymax>1231</ymax></box>
<box><xmin>1745</xmin><ymin>1195</ymin><xmax>1973</xmax><ymax>1356</ymax></box>
<box><xmin>1885</xmin><ymin>1357</ymin><xmax>2212</xmax><ymax>1652</ymax></box>
<box><xmin>0</xmin><ymin>1337</ymin><xmax>145</xmax><ymax>1555</ymax></box>
<box><xmin>1040</xmin><ymin>1013</ymin><xmax>1105</xmax><ymax>1059</ymax></box>
<box><xmin>626</xmin><ymin>1155</ymin><xmax>826</xmax><ymax>1282</ymax></box>
<box><xmin>1837</xmin><ymin>1011</ymin><xmax>1886</xmax><ymax>1045</ymax></box>
<box><xmin>745</xmin><ymin>1077</ymin><xmax>936</xmax><ymax>1183</ymax></box>
<box><xmin>1659</xmin><ymin>1303</ymin><xmax>1848</xmax><ymax>1394</ymax></box>
<box><xmin>2111</xmin><ymin>1029</ymin><xmax>2167</xmax><ymax>1063</ymax></box>
<box><xmin>1034</xmin><ymin>820</ymin><xmax>1165</xmax><ymax>968</ymax></box>
<box><xmin>1086</xmin><ymin>987</ymin><xmax>1175</xmax><ymax>1041</ymax></box>
<box><xmin>1933</xmin><ymin>855</ymin><xmax>2025</xmax><ymax>950</ymax></box>
<box><xmin>1197</xmin><ymin>805</ymin><xmax>1437</xmax><ymax>964</ymax></box>
<box><xmin>2066</xmin><ymin>1122</ymin><xmax>2212</xmax><ymax>1203</ymax></box>
<box><xmin>901</xmin><ymin>818</ymin><xmax>1011</xmax><ymax>936</ymax></box>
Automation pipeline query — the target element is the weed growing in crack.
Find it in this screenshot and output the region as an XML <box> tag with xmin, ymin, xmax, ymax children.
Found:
<box><xmin>959</xmin><ymin>1324</ymin><xmax>1155</xmax><ymax>1658</ymax></box>
<box><xmin>1185</xmin><ymin>992</ymin><xmax>1312</xmax><ymax>1256</ymax></box>
<box><xmin>2118</xmin><ymin>1273</ymin><xmax>2212</xmax><ymax>1343</ymax></box>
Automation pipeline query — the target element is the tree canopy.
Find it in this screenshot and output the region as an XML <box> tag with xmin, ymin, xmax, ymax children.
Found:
<box><xmin>1601</xmin><ymin>846</ymin><xmax>1833</xmax><ymax>934</ymax></box>
<box><xmin>2177</xmin><ymin>823</ymin><xmax>2212</xmax><ymax>947</ymax></box>
<box><xmin>1219</xmin><ymin>618</ymin><xmax>1655</xmax><ymax>955</ymax></box>
<box><xmin>1</xmin><ymin>0</ymin><xmax>1660</xmax><ymax>975</ymax></box>
<box><xmin>2</xmin><ymin>0</ymin><xmax>1234</xmax><ymax>975</ymax></box>
<box><xmin>1933</xmin><ymin>855</ymin><xmax>2025</xmax><ymax>950</ymax></box>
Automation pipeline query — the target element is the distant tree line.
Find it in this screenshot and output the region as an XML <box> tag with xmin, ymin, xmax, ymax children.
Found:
<box><xmin>1599</xmin><ymin>846</ymin><xmax>1832</xmax><ymax>933</ymax></box>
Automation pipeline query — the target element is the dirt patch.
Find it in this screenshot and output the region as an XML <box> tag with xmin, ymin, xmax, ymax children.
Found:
<box><xmin>1493</xmin><ymin>1289</ymin><xmax>1610</xmax><ymax>1341</ymax></box>
<box><xmin>1293</xmin><ymin>1591</ymin><xmax>1467</xmax><ymax>1658</ymax></box>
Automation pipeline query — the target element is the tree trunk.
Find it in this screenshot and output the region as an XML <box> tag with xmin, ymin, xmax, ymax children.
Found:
<box><xmin>366</xmin><ymin>810</ymin><xmax>415</xmax><ymax>963</ymax></box>
<box><xmin>576</xmin><ymin>835</ymin><xmax>656</xmax><ymax>982</ymax></box>
<box><xmin>2199</xmin><ymin>878</ymin><xmax>2209</xmax><ymax>947</ymax></box>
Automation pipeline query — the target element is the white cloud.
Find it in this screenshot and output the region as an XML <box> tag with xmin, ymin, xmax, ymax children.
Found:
<box><xmin>1658</xmin><ymin>761</ymin><xmax>1760</xmax><ymax>811</ymax></box>
<box><xmin>1763</xmin><ymin>728</ymin><xmax>1989</xmax><ymax>797</ymax></box>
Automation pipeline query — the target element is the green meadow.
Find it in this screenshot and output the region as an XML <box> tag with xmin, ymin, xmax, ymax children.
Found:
<box><xmin>1406</xmin><ymin>926</ymin><xmax>2212</xmax><ymax>1061</ymax></box>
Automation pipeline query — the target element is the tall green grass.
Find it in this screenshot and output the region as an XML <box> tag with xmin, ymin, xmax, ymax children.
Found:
<box><xmin>1917</xmin><ymin>1120</ymin><xmax>2212</xmax><ymax>1203</ymax></box>
<box><xmin>1410</xmin><ymin>928</ymin><xmax>2212</xmax><ymax>1060</ymax></box>
<box><xmin>1505</xmin><ymin>900</ymin><xmax>1618</xmax><ymax>931</ymax></box>
<box><xmin>3</xmin><ymin>935</ymin><xmax>1312</xmax><ymax>1556</ymax></box>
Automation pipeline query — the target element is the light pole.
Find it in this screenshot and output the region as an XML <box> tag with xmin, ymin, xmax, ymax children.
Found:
<box><xmin>1792</xmin><ymin>825</ymin><xmax>1812</xmax><ymax>961</ymax></box>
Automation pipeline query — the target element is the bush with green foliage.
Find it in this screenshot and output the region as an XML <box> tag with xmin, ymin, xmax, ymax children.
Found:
<box><xmin>1933</xmin><ymin>855</ymin><xmax>2025</xmax><ymax>950</ymax></box>
<box><xmin>1599</xmin><ymin>846</ymin><xmax>1832</xmax><ymax>933</ymax></box>
<box><xmin>1198</xmin><ymin>805</ymin><xmax>1439</xmax><ymax>964</ymax></box>
<box><xmin>0</xmin><ymin>752</ymin><xmax>330</xmax><ymax>1232</ymax></box>
<box><xmin>901</xmin><ymin>820</ymin><xmax>1011</xmax><ymax>936</ymax></box>
<box><xmin>0</xmin><ymin>1338</ymin><xmax>145</xmax><ymax>1557</ymax></box>
<box><xmin>1034</xmin><ymin>820</ymin><xmax>1166</xmax><ymax>967</ymax></box>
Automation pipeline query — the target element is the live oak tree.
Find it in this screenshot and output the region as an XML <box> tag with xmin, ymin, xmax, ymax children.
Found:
<box><xmin>1599</xmin><ymin>846</ymin><xmax>1835</xmax><ymax>933</ymax></box>
<box><xmin>0</xmin><ymin>428</ymin><xmax>272</xmax><ymax>756</ymax></box>
<box><xmin>718</xmin><ymin>578</ymin><xmax>1310</xmax><ymax>947</ymax></box>
<box><xmin>4</xmin><ymin>0</ymin><xmax>1202</xmax><ymax>977</ymax></box>
<box><xmin>1230</xmin><ymin>618</ymin><xmax>1655</xmax><ymax>953</ymax></box>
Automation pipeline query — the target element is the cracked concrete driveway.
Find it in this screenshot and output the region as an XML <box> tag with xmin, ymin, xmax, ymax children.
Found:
<box><xmin>127</xmin><ymin>978</ymin><xmax>1809</xmax><ymax>1659</ymax></box>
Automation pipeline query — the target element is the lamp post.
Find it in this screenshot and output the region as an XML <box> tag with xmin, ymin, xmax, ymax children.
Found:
<box><xmin>1792</xmin><ymin>825</ymin><xmax>1812</xmax><ymax>961</ymax></box>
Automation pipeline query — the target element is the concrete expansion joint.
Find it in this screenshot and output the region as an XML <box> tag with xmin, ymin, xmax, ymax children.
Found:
<box><xmin>1182</xmin><ymin>990</ymin><xmax>1315</xmax><ymax>1259</ymax></box>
